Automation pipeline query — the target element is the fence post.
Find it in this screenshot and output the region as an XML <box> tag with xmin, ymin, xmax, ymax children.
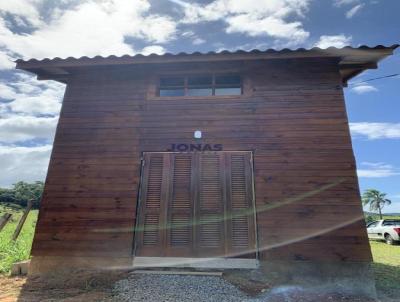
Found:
<box><xmin>0</xmin><ymin>213</ymin><xmax>12</xmax><ymax>232</ymax></box>
<box><xmin>12</xmin><ymin>200</ymin><xmax>33</xmax><ymax>241</ymax></box>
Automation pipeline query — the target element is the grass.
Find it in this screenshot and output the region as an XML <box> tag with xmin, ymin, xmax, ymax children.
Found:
<box><xmin>0</xmin><ymin>204</ymin><xmax>38</xmax><ymax>273</ymax></box>
<box><xmin>366</xmin><ymin>214</ymin><xmax>400</xmax><ymax>222</ymax></box>
<box><xmin>369</xmin><ymin>241</ymin><xmax>400</xmax><ymax>299</ymax></box>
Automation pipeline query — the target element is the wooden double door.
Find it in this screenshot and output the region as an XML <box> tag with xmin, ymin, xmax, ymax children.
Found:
<box><xmin>134</xmin><ymin>151</ymin><xmax>257</xmax><ymax>258</ymax></box>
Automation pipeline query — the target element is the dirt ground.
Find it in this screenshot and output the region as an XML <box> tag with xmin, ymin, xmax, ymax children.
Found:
<box><xmin>0</xmin><ymin>271</ymin><xmax>387</xmax><ymax>302</ymax></box>
<box><xmin>0</xmin><ymin>271</ymin><xmax>128</xmax><ymax>302</ymax></box>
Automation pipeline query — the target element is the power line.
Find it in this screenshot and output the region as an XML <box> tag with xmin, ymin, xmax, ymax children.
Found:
<box><xmin>349</xmin><ymin>73</ymin><xmax>399</xmax><ymax>86</ymax></box>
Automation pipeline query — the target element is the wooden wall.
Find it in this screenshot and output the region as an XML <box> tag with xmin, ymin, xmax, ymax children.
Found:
<box><xmin>31</xmin><ymin>57</ymin><xmax>372</xmax><ymax>264</ymax></box>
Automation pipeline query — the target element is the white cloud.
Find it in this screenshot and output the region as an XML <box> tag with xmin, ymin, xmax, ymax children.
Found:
<box><xmin>346</xmin><ymin>4</ymin><xmax>364</xmax><ymax>18</ymax></box>
<box><xmin>350</xmin><ymin>122</ymin><xmax>400</xmax><ymax>140</ymax></box>
<box><xmin>225</xmin><ymin>15</ymin><xmax>309</xmax><ymax>43</ymax></box>
<box><xmin>0</xmin><ymin>76</ymin><xmax>65</xmax><ymax>115</ymax></box>
<box><xmin>0</xmin><ymin>82</ymin><xmax>18</xmax><ymax>99</ymax></box>
<box><xmin>357</xmin><ymin>162</ymin><xmax>400</xmax><ymax>178</ymax></box>
<box><xmin>0</xmin><ymin>145</ymin><xmax>52</xmax><ymax>187</ymax></box>
<box><xmin>315</xmin><ymin>34</ymin><xmax>352</xmax><ymax>48</ymax></box>
<box><xmin>0</xmin><ymin>0</ymin><xmax>177</xmax><ymax>60</ymax></box>
<box><xmin>0</xmin><ymin>115</ymin><xmax>57</xmax><ymax>143</ymax></box>
<box><xmin>141</xmin><ymin>45</ymin><xmax>166</xmax><ymax>56</ymax></box>
<box><xmin>0</xmin><ymin>49</ymin><xmax>15</xmax><ymax>70</ymax></box>
<box><xmin>351</xmin><ymin>84</ymin><xmax>378</xmax><ymax>94</ymax></box>
<box><xmin>0</xmin><ymin>0</ymin><xmax>43</xmax><ymax>27</ymax></box>
<box><xmin>334</xmin><ymin>0</ymin><xmax>360</xmax><ymax>7</ymax></box>
<box><xmin>180</xmin><ymin>31</ymin><xmax>206</xmax><ymax>45</ymax></box>
<box><xmin>0</xmin><ymin>73</ymin><xmax>62</xmax><ymax>187</ymax></box>
<box><xmin>192</xmin><ymin>37</ymin><xmax>206</xmax><ymax>45</ymax></box>
<box><xmin>181</xmin><ymin>30</ymin><xmax>195</xmax><ymax>38</ymax></box>
<box><xmin>170</xmin><ymin>0</ymin><xmax>311</xmax><ymax>45</ymax></box>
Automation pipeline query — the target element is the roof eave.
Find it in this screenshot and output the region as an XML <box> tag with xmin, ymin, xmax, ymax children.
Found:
<box><xmin>15</xmin><ymin>45</ymin><xmax>399</xmax><ymax>84</ymax></box>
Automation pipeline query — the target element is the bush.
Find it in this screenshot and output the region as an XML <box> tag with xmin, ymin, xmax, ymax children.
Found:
<box><xmin>365</xmin><ymin>214</ymin><xmax>375</xmax><ymax>224</ymax></box>
<box><xmin>0</xmin><ymin>181</ymin><xmax>43</xmax><ymax>209</ymax></box>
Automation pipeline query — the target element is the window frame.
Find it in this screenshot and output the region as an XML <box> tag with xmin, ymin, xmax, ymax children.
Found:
<box><xmin>151</xmin><ymin>73</ymin><xmax>247</xmax><ymax>100</ymax></box>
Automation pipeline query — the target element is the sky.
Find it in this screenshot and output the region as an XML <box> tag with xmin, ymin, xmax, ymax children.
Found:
<box><xmin>0</xmin><ymin>0</ymin><xmax>399</xmax><ymax>212</ymax></box>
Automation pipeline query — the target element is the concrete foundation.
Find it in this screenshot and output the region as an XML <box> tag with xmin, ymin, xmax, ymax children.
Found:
<box><xmin>28</xmin><ymin>256</ymin><xmax>133</xmax><ymax>275</ymax></box>
<box><xmin>11</xmin><ymin>260</ymin><xmax>30</xmax><ymax>276</ymax></box>
<box><xmin>28</xmin><ymin>256</ymin><xmax>376</xmax><ymax>299</ymax></box>
<box><xmin>256</xmin><ymin>260</ymin><xmax>377</xmax><ymax>298</ymax></box>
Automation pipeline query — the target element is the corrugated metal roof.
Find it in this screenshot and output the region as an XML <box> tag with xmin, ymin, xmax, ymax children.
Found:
<box><xmin>15</xmin><ymin>44</ymin><xmax>399</xmax><ymax>65</ymax></box>
<box><xmin>15</xmin><ymin>44</ymin><xmax>398</xmax><ymax>84</ymax></box>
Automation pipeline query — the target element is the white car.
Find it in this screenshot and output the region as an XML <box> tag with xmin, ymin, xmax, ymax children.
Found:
<box><xmin>367</xmin><ymin>219</ymin><xmax>400</xmax><ymax>245</ymax></box>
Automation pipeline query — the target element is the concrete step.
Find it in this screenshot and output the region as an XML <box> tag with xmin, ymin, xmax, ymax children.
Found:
<box><xmin>133</xmin><ymin>270</ymin><xmax>223</xmax><ymax>276</ymax></box>
<box><xmin>133</xmin><ymin>257</ymin><xmax>259</xmax><ymax>269</ymax></box>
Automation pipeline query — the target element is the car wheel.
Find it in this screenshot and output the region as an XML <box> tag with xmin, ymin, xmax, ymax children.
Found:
<box><xmin>385</xmin><ymin>234</ymin><xmax>394</xmax><ymax>245</ymax></box>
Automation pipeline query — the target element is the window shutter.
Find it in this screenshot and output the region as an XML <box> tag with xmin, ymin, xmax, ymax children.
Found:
<box><xmin>136</xmin><ymin>154</ymin><xmax>167</xmax><ymax>256</ymax></box>
<box><xmin>197</xmin><ymin>153</ymin><xmax>225</xmax><ymax>255</ymax></box>
<box><xmin>230</xmin><ymin>154</ymin><xmax>250</xmax><ymax>248</ymax></box>
<box><xmin>226</xmin><ymin>152</ymin><xmax>256</xmax><ymax>256</ymax></box>
<box><xmin>135</xmin><ymin>151</ymin><xmax>256</xmax><ymax>258</ymax></box>
<box><xmin>167</xmin><ymin>154</ymin><xmax>193</xmax><ymax>256</ymax></box>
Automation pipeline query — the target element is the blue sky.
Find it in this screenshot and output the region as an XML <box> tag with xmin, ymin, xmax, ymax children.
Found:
<box><xmin>0</xmin><ymin>0</ymin><xmax>399</xmax><ymax>212</ymax></box>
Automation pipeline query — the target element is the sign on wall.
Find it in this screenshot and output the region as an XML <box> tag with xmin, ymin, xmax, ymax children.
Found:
<box><xmin>167</xmin><ymin>144</ymin><xmax>223</xmax><ymax>152</ymax></box>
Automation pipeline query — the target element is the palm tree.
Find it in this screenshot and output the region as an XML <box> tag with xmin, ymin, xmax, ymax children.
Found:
<box><xmin>362</xmin><ymin>189</ymin><xmax>392</xmax><ymax>219</ymax></box>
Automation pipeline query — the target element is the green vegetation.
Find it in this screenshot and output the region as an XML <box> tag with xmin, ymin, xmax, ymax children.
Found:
<box><xmin>0</xmin><ymin>181</ymin><xmax>44</xmax><ymax>209</ymax></box>
<box><xmin>362</xmin><ymin>189</ymin><xmax>392</xmax><ymax>220</ymax></box>
<box><xmin>0</xmin><ymin>204</ymin><xmax>38</xmax><ymax>273</ymax></box>
<box><xmin>365</xmin><ymin>213</ymin><xmax>400</xmax><ymax>224</ymax></box>
<box><xmin>370</xmin><ymin>241</ymin><xmax>400</xmax><ymax>299</ymax></box>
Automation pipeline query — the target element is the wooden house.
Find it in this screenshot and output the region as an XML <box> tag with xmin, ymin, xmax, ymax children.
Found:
<box><xmin>16</xmin><ymin>45</ymin><xmax>397</xmax><ymax>280</ymax></box>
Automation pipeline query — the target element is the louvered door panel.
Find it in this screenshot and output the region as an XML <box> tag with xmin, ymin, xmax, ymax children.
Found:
<box><xmin>199</xmin><ymin>214</ymin><xmax>221</xmax><ymax>247</ymax></box>
<box><xmin>135</xmin><ymin>153</ymin><xmax>167</xmax><ymax>256</ymax></box>
<box><xmin>231</xmin><ymin>154</ymin><xmax>249</xmax><ymax>248</ymax></box>
<box><xmin>196</xmin><ymin>153</ymin><xmax>225</xmax><ymax>256</ymax></box>
<box><xmin>226</xmin><ymin>152</ymin><xmax>256</xmax><ymax>257</ymax></box>
<box><xmin>135</xmin><ymin>151</ymin><xmax>256</xmax><ymax>259</ymax></box>
<box><xmin>143</xmin><ymin>214</ymin><xmax>160</xmax><ymax>246</ymax></box>
<box><xmin>166</xmin><ymin>154</ymin><xmax>193</xmax><ymax>256</ymax></box>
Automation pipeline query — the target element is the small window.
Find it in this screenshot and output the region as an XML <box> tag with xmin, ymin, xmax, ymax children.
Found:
<box><xmin>215</xmin><ymin>75</ymin><xmax>241</xmax><ymax>85</ymax></box>
<box><xmin>160</xmin><ymin>77</ymin><xmax>184</xmax><ymax>86</ymax></box>
<box><xmin>160</xmin><ymin>89</ymin><xmax>185</xmax><ymax>97</ymax></box>
<box><xmin>188</xmin><ymin>75</ymin><xmax>212</xmax><ymax>86</ymax></box>
<box><xmin>158</xmin><ymin>74</ymin><xmax>242</xmax><ymax>97</ymax></box>
<box><xmin>187</xmin><ymin>75</ymin><xmax>213</xmax><ymax>96</ymax></box>
<box><xmin>215</xmin><ymin>87</ymin><xmax>242</xmax><ymax>96</ymax></box>
<box><xmin>159</xmin><ymin>76</ymin><xmax>185</xmax><ymax>96</ymax></box>
<box><xmin>215</xmin><ymin>75</ymin><xmax>241</xmax><ymax>96</ymax></box>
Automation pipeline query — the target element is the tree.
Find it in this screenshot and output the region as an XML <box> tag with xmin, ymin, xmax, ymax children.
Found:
<box><xmin>0</xmin><ymin>181</ymin><xmax>44</xmax><ymax>209</ymax></box>
<box><xmin>364</xmin><ymin>214</ymin><xmax>375</xmax><ymax>224</ymax></box>
<box><xmin>362</xmin><ymin>189</ymin><xmax>391</xmax><ymax>220</ymax></box>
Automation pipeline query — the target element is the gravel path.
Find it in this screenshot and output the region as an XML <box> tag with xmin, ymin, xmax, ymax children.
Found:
<box><xmin>110</xmin><ymin>273</ymin><xmax>374</xmax><ymax>302</ymax></box>
<box><xmin>112</xmin><ymin>274</ymin><xmax>252</xmax><ymax>302</ymax></box>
